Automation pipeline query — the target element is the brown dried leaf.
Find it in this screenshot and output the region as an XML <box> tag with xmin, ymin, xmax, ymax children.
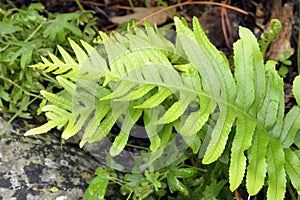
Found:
<box><xmin>110</xmin><ymin>7</ymin><xmax>173</xmax><ymax>26</ymax></box>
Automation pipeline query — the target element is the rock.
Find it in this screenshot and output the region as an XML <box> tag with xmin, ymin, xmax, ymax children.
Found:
<box><xmin>0</xmin><ymin>116</ymin><xmax>122</xmax><ymax>199</ymax></box>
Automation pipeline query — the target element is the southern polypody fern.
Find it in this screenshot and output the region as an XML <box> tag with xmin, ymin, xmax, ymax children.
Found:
<box><xmin>26</xmin><ymin>17</ymin><xmax>300</xmax><ymax>199</ymax></box>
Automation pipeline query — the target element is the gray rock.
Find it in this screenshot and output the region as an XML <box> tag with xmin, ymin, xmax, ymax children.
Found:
<box><xmin>0</xmin><ymin>116</ymin><xmax>123</xmax><ymax>200</ymax></box>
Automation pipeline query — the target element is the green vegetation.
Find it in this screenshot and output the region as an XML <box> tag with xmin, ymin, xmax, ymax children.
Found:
<box><xmin>278</xmin><ymin>50</ymin><xmax>293</xmax><ymax>78</ymax></box>
<box><xmin>1</xmin><ymin>3</ymin><xmax>299</xmax><ymax>200</ymax></box>
<box><xmin>0</xmin><ymin>3</ymin><xmax>97</xmax><ymax>117</ymax></box>
<box><xmin>24</xmin><ymin>15</ymin><xmax>300</xmax><ymax>199</ymax></box>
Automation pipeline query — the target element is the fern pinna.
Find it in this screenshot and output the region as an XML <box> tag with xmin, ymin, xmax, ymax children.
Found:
<box><xmin>26</xmin><ymin>17</ymin><xmax>300</xmax><ymax>199</ymax></box>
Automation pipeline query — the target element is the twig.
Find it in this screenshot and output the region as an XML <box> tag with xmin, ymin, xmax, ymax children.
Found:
<box><xmin>79</xmin><ymin>1</ymin><xmax>132</xmax><ymax>10</ymax></box>
<box><xmin>128</xmin><ymin>0</ymin><xmax>135</xmax><ymax>13</ymax></box>
<box><xmin>221</xmin><ymin>3</ymin><xmax>234</xmax><ymax>49</ymax></box>
<box><xmin>234</xmin><ymin>190</ymin><xmax>241</xmax><ymax>200</ymax></box>
<box><xmin>221</xmin><ymin>8</ymin><xmax>230</xmax><ymax>48</ymax></box>
<box><xmin>136</xmin><ymin>1</ymin><xmax>248</xmax><ymax>26</ymax></box>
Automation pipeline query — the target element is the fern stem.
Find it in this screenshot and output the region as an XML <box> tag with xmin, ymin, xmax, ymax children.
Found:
<box><xmin>0</xmin><ymin>75</ymin><xmax>41</xmax><ymax>99</ymax></box>
<box><xmin>128</xmin><ymin>0</ymin><xmax>135</xmax><ymax>13</ymax></box>
<box><xmin>5</xmin><ymin>0</ymin><xmax>17</xmax><ymax>8</ymax></box>
<box><xmin>108</xmin><ymin>176</ymin><xmax>128</xmax><ymax>186</ymax></box>
<box><xmin>126</xmin><ymin>191</ymin><xmax>133</xmax><ymax>200</ymax></box>
<box><xmin>25</xmin><ymin>19</ymin><xmax>46</xmax><ymax>42</ymax></box>
<box><xmin>126</xmin><ymin>143</ymin><xmax>149</xmax><ymax>150</ymax></box>
<box><xmin>0</xmin><ymin>97</ymin><xmax>38</xmax><ymax>136</ymax></box>
<box><xmin>74</xmin><ymin>0</ymin><xmax>85</xmax><ymax>12</ymax></box>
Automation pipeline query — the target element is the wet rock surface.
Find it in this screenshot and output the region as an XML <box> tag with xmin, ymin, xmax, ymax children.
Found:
<box><xmin>0</xmin><ymin>117</ymin><xmax>122</xmax><ymax>200</ymax></box>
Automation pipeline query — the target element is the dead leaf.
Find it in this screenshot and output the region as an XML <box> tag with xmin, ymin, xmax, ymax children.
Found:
<box><xmin>110</xmin><ymin>7</ymin><xmax>173</xmax><ymax>26</ymax></box>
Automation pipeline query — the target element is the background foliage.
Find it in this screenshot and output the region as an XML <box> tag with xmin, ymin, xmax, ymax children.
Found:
<box><xmin>0</xmin><ymin>3</ymin><xmax>97</xmax><ymax>117</ymax></box>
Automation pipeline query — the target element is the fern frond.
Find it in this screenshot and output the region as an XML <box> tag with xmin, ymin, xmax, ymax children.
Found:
<box><xmin>40</xmin><ymin>90</ymin><xmax>72</xmax><ymax>111</ymax></box>
<box><xmin>57</xmin><ymin>45</ymin><xmax>77</xmax><ymax>66</ymax></box>
<box><xmin>284</xmin><ymin>148</ymin><xmax>300</xmax><ymax>194</ymax></box>
<box><xmin>258</xmin><ymin>19</ymin><xmax>282</xmax><ymax>56</ymax></box>
<box><xmin>134</xmin><ymin>87</ymin><xmax>173</xmax><ymax>109</ymax></box>
<box><xmin>117</xmin><ymin>84</ymin><xmax>156</xmax><ymax>101</ymax></box>
<box><xmin>62</xmin><ymin>109</ymin><xmax>94</xmax><ymax>139</ymax></box>
<box><xmin>174</xmin><ymin>17</ymin><xmax>237</xmax><ymax>164</ymax></box>
<box><xmin>230</xmin><ymin>116</ymin><xmax>256</xmax><ymax>191</ymax></box>
<box><xmin>149</xmin><ymin>124</ymin><xmax>173</xmax><ymax>164</ymax></box>
<box><xmin>293</xmin><ymin>76</ymin><xmax>300</xmax><ymax>105</ymax></box>
<box><xmin>24</xmin><ymin>104</ymin><xmax>71</xmax><ymax>136</ymax></box>
<box><xmin>203</xmin><ymin>106</ymin><xmax>236</xmax><ymax>164</ymax></box>
<box><xmin>280</xmin><ymin>106</ymin><xmax>300</xmax><ymax>148</ymax></box>
<box><xmin>110</xmin><ymin>105</ymin><xmax>143</xmax><ymax>156</ymax></box>
<box><xmin>144</xmin><ymin>108</ymin><xmax>163</xmax><ymax>151</ymax></box>
<box><xmin>32</xmin><ymin>38</ymin><xmax>99</xmax><ymax>79</ymax></box>
<box><xmin>26</xmin><ymin>16</ymin><xmax>300</xmax><ymax>198</ymax></box>
<box><xmin>177</xmin><ymin>95</ymin><xmax>214</xmax><ymax>136</ymax></box>
<box><xmin>87</xmin><ymin>111</ymin><xmax>117</xmax><ymax>144</ymax></box>
<box><xmin>264</xmin><ymin>61</ymin><xmax>284</xmax><ymax>134</ymax></box>
<box><xmin>24</xmin><ymin>121</ymin><xmax>58</xmax><ymax>136</ymax></box>
<box><xmin>266</xmin><ymin>138</ymin><xmax>286</xmax><ymax>200</ymax></box>
<box><xmin>56</xmin><ymin>76</ymin><xmax>76</xmax><ymax>94</ymax></box>
<box><xmin>79</xmin><ymin>101</ymin><xmax>111</xmax><ymax>147</ymax></box>
<box><xmin>229</xmin><ymin>27</ymin><xmax>266</xmax><ymax>190</ymax></box>
<box><xmin>246</xmin><ymin>127</ymin><xmax>269</xmax><ymax>195</ymax></box>
<box><xmin>156</xmin><ymin>91</ymin><xmax>196</xmax><ymax>124</ymax></box>
<box><xmin>69</xmin><ymin>38</ymin><xmax>88</xmax><ymax>65</ymax></box>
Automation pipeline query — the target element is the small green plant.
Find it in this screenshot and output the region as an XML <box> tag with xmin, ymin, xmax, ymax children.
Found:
<box><xmin>85</xmin><ymin>153</ymin><xmax>231</xmax><ymax>200</ymax></box>
<box><xmin>278</xmin><ymin>50</ymin><xmax>293</xmax><ymax>78</ymax></box>
<box><xmin>26</xmin><ymin>16</ymin><xmax>300</xmax><ymax>199</ymax></box>
<box><xmin>0</xmin><ymin>3</ymin><xmax>97</xmax><ymax>117</ymax></box>
<box><xmin>258</xmin><ymin>18</ymin><xmax>282</xmax><ymax>56</ymax></box>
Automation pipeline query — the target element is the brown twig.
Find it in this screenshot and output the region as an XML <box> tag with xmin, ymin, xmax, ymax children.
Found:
<box><xmin>221</xmin><ymin>8</ymin><xmax>230</xmax><ymax>48</ymax></box>
<box><xmin>221</xmin><ymin>1</ymin><xmax>234</xmax><ymax>49</ymax></box>
<box><xmin>136</xmin><ymin>1</ymin><xmax>248</xmax><ymax>25</ymax></box>
<box><xmin>79</xmin><ymin>0</ymin><xmax>132</xmax><ymax>10</ymax></box>
<box><xmin>234</xmin><ymin>190</ymin><xmax>241</xmax><ymax>200</ymax></box>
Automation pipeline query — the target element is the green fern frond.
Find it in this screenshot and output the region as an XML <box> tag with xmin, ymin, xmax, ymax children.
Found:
<box><xmin>284</xmin><ymin>148</ymin><xmax>300</xmax><ymax>194</ymax></box>
<box><xmin>110</xmin><ymin>105</ymin><xmax>143</xmax><ymax>156</ymax></box>
<box><xmin>266</xmin><ymin>138</ymin><xmax>286</xmax><ymax>200</ymax></box>
<box><xmin>25</xmin><ymin>121</ymin><xmax>58</xmax><ymax>136</ymax></box>
<box><xmin>31</xmin><ymin>38</ymin><xmax>98</xmax><ymax>79</ymax></box>
<box><xmin>40</xmin><ymin>90</ymin><xmax>72</xmax><ymax>111</ymax></box>
<box><xmin>26</xmin><ymin>16</ymin><xmax>300</xmax><ymax>199</ymax></box>
<box><xmin>258</xmin><ymin>19</ymin><xmax>282</xmax><ymax>56</ymax></box>
<box><xmin>246</xmin><ymin>127</ymin><xmax>269</xmax><ymax>195</ymax></box>
<box><xmin>280</xmin><ymin>106</ymin><xmax>300</xmax><ymax>148</ymax></box>
<box><xmin>134</xmin><ymin>87</ymin><xmax>173</xmax><ymax>109</ymax></box>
